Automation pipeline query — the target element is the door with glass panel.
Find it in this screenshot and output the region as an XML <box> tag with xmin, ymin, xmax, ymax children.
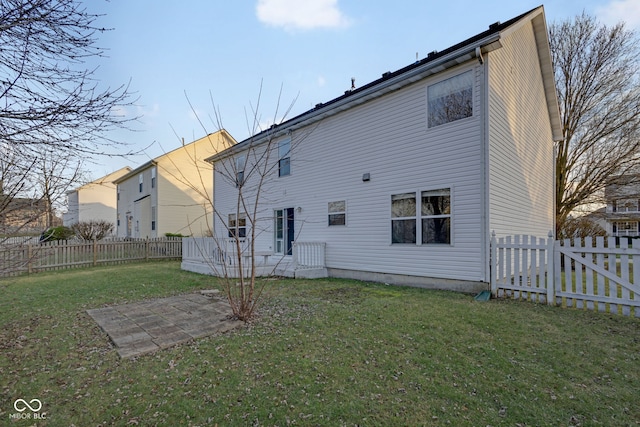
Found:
<box><xmin>275</xmin><ymin>208</ymin><xmax>295</xmax><ymax>255</ymax></box>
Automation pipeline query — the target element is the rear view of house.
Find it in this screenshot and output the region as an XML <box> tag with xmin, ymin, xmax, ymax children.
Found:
<box><xmin>188</xmin><ymin>6</ymin><xmax>561</xmax><ymax>292</ymax></box>
<box><xmin>64</xmin><ymin>167</ymin><xmax>132</xmax><ymax>231</ymax></box>
<box><xmin>115</xmin><ymin>130</ymin><xmax>236</xmax><ymax>238</ymax></box>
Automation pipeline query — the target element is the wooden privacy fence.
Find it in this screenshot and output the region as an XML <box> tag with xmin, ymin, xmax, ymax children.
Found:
<box><xmin>491</xmin><ymin>232</ymin><xmax>640</xmax><ymax>317</ymax></box>
<box><xmin>0</xmin><ymin>237</ymin><xmax>182</xmax><ymax>277</ymax></box>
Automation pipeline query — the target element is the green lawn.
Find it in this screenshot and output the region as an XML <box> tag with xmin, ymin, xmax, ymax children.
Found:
<box><xmin>1</xmin><ymin>262</ymin><xmax>638</xmax><ymax>426</ymax></box>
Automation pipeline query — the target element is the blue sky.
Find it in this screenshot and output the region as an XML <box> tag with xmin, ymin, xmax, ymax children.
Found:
<box><xmin>86</xmin><ymin>0</ymin><xmax>640</xmax><ymax>177</ymax></box>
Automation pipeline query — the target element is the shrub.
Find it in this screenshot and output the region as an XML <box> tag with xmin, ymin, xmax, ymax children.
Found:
<box><xmin>165</xmin><ymin>232</ymin><xmax>189</xmax><ymax>238</ymax></box>
<box><xmin>40</xmin><ymin>226</ymin><xmax>74</xmax><ymax>242</ymax></box>
<box><xmin>71</xmin><ymin>220</ymin><xmax>114</xmax><ymax>241</ymax></box>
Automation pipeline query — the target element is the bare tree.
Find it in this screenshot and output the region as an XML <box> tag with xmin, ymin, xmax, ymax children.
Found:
<box><xmin>33</xmin><ymin>147</ymin><xmax>88</xmax><ymax>228</ymax></box>
<box><xmin>177</xmin><ymin>86</ymin><xmax>313</xmax><ymax>321</ymax></box>
<box><xmin>550</xmin><ymin>13</ymin><xmax>640</xmax><ymax>237</ymax></box>
<box><xmin>0</xmin><ymin>0</ymin><xmax>136</xmax><ymax>156</ymax></box>
<box><xmin>0</xmin><ymin>0</ymin><xmax>137</xmax><ymax>238</ymax></box>
<box><xmin>0</xmin><ymin>145</ymin><xmax>39</xmax><ymax>235</ymax></box>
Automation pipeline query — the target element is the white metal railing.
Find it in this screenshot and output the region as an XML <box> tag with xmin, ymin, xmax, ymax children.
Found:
<box><xmin>182</xmin><ymin>237</ymin><xmax>248</xmax><ymax>265</ymax></box>
<box><xmin>293</xmin><ymin>241</ymin><xmax>326</xmax><ymax>269</ymax></box>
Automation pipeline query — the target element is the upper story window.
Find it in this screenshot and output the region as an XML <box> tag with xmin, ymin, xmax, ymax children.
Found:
<box><xmin>138</xmin><ymin>174</ymin><xmax>143</xmax><ymax>193</ymax></box>
<box><xmin>613</xmin><ymin>198</ymin><xmax>640</xmax><ymax>212</ymax></box>
<box><xmin>151</xmin><ymin>167</ymin><xmax>156</xmax><ymax>189</ymax></box>
<box><xmin>278</xmin><ymin>139</ymin><xmax>291</xmax><ymax>177</ymax></box>
<box><xmin>427</xmin><ymin>70</ymin><xmax>473</xmax><ymax>128</ymax></box>
<box><xmin>236</xmin><ymin>154</ymin><xmax>246</xmax><ymax>187</ymax></box>
<box><xmin>328</xmin><ymin>200</ymin><xmax>346</xmax><ymax>226</ymax></box>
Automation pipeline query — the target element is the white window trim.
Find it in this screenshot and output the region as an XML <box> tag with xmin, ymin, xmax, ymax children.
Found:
<box><xmin>425</xmin><ymin>68</ymin><xmax>475</xmax><ymax>130</ymax></box>
<box><xmin>328</xmin><ymin>200</ymin><xmax>347</xmax><ymax>226</ymax></box>
<box><xmin>390</xmin><ymin>187</ymin><xmax>454</xmax><ymax>246</ymax></box>
<box><xmin>278</xmin><ymin>138</ymin><xmax>291</xmax><ymax>177</ymax></box>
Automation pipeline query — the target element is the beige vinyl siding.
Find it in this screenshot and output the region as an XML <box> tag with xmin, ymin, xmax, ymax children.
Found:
<box><xmin>116</xmin><ymin>131</ymin><xmax>233</xmax><ymax>238</ymax></box>
<box><xmin>116</xmin><ymin>177</ymin><xmax>138</xmax><ymax>237</ymax></box>
<box><xmin>65</xmin><ymin>167</ymin><xmax>130</xmax><ymax>229</ymax></box>
<box><xmin>487</xmin><ymin>20</ymin><xmax>555</xmax><ymax>238</ymax></box>
<box><xmin>156</xmin><ymin>132</ymin><xmax>231</xmax><ymax>237</ymax></box>
<box><xmin>214</xmin><ymin>63</ymin><xmax>487</xmax><ymax>282</ymax></box>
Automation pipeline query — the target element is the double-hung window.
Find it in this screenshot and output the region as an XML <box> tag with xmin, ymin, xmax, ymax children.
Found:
<box><xmin>391</xmin><ymin>193</ymin><xmax>417</xmax><ymax>244</ymax></box>
<box><xmin>614</xmin><ymin>199</ymin><xmax>640</xmax><ymax>212</ymax></box>
<box><xmin>138</xmin><ymin>173</ymin><xmax>143</xmax><ymax>193</ymax></box>
<box><xmin>236</xmin><ymin>154</ymin><xmax>246</xmax><ymax>187</ymax></box>
<box><xmin>391</xmin><ymin>188</ymin><xmax>451</xmax><ymax>244</ymax></box>
<box><xmin>421</xmin><ymin>189</ymin><xmax>451</xmax><ymax>244</ymax></box>
<box><xmin>151</xmin><ymin>206</ymin><xmax>156</xmax><ymax>231</ymax></box>
<box><xmin>427</xmin><ymin>71</ymin><xmax>473</xmax><ymax>128</ymax></box>
<box><xmin>151</xmin><ymin>167</ymin><xmax>156</xmax><ymax>189</ymax></box>
<box><xmin>328</xmin><ymin>201</ymin><xmax>346</xmax><ymax>226</ymax></box>
<box><xmin>278</xmin><ymin>139</ymin><xmax>291</xmax><ymax>177</ymax></box>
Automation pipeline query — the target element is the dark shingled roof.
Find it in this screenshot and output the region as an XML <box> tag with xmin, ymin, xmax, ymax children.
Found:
<box><xmin>211</xmin><ymin>5</ymin><xmax>543</xmax><ymax>159</ymax></box>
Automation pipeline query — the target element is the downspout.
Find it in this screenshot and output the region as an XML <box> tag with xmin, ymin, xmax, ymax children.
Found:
<box><xmin>477</xmin><ymin>46</ymin><xmax>491</xmax><ymax>284</ymax></box>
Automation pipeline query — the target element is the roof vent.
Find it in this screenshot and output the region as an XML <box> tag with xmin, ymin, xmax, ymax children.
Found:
<box><xmin>489</xmin><ymin>21</ymin><xmax>501</xmax><ymax>30</ymax></box>
<box><xmin>315</xmin><ymin>102</ymin><xmax>323</xmax><ymax>109</ymax></box>
<box><xmin>427</xmin><ymin>50</ymin><xmax>438</xmax><ymax>59</ymax></box>
<box><xmin>382</xmin><ymin>71</ymin><xmax>391</xmax><ymax>78</ymax></box>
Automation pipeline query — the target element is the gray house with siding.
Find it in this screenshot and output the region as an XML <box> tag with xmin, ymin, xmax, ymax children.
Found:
<box><xmin>194</xmin><ymin>6</ymin><xmax>561</xmax><ymax>292</ymax></box>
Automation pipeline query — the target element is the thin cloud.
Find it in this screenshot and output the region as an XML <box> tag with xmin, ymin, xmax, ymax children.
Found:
<box><xmin>595</xmin><ymin>0</ymin><xmax>640</xmax><ymax>30</ymax></box>
<box><xmin>256</xmin><ymin>0</ymin><xmax>351</xmax><ymax>30</ymax></box>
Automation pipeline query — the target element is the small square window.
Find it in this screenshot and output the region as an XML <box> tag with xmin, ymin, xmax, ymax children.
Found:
<box><xmin>328</xmin><ymin>201</ymin><xmax>346</xmax><ymax>226</ymax></box>
<box><xmin>228</xmin><ymin>213</ymin><xmax>247</xmax><ymax>238</ymax></box>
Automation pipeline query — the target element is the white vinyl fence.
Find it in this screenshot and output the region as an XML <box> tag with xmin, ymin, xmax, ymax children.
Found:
<box><xmin>491</xmin><ymin>232</ymin><xmax>640</xmax><ymax>317</ymax></box>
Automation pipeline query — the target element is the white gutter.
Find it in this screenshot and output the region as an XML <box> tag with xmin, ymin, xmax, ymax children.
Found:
<box><xmin>208</xmin><ymin>33</ymin><xmax>503</xmax><ymax>163</ymax></box>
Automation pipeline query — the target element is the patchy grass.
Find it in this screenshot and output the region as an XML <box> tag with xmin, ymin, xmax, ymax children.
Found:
<box><xmin>1</xmin><ymin>262</ymin><xmax>639</xmax><ymax>426</ymax></box>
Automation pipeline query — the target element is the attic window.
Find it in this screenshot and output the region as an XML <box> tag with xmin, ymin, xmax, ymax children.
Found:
<box><xmin>427</xmin><ymin>70</ymin><xmax>473</xmax><ymax>128</ymax></box>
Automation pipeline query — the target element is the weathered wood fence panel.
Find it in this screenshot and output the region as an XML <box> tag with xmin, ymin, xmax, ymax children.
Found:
<box><xmin>0</xmin><ymin>237</ymin><xmax>182</xmax><ymax>277</ymax></box>
<box><xmin>491</xmin><ymin>232</ymin><xmax>639</xmax><ymax>318</ymax></box>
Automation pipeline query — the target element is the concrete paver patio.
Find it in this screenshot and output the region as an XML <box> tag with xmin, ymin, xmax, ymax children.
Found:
<box><xmin>87</xmin><ymin>291</ymin><xmax>242</xmax><ymax>358</ymax></box>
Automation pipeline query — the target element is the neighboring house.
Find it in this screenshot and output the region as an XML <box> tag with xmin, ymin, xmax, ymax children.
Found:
<box><xmin>604</xmin><ymin>175</ymin><xmax>640</xmax><ymax>238</ymax></box>
<box><xmin>202</xmin><ymin>6</ymin><xmax>561</xmax><ymax>291</ymax></box>
<box><xmin>63</xmin><ymin>167</ymin><xmax>132</xmax><ymax>230</ymax></box>
<box><xmin>115</xmin><ymin>130</ymin><xmax>236</xmax><ymax>238</ymax></box>
<box><xmin>0</xmin><ymin>197</ymin><xmax>49</xmax><ymax>235</ymax></box>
